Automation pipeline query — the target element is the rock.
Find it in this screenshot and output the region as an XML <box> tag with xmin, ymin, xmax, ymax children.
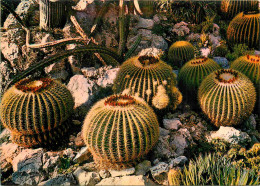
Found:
<box><xmin>172</xmin><ymin>21</ymin><xmax>190</xmax><ymax>36</ymax></box>
<box><xmin>82</xmin><ymin>67</ymin><xmax>98</xmax><ymax>78</ymax></box>
<box><xmin>97</xmin><ymin>175</ymin><xmax>154</xmax><ymax>186</ymax></box>
<box><xmin>169</xmin><ymin>156</ymin><xmax>188</xmax><ymax>168</ymax></box>
<box><xmin>255</xmin><ymin>50</ymin><xmax>260</xmax><ymax>55</ymax></box>
<box><xmin>150</xmin><ymin>162</ymin><xmax>169</xmax><ymax>185</ymax></box>
<box><xmin>154</xmin><ymin>134</ymin><xmax>176</xmax><ymax>159</ymax></box>
<box><xmin>135</xmin><ymin>160</ymin><xmax>151</xmax><ymax>175</ymax></box>
<box><xmin>1</xmin><ymin>41</ymin><xmax>19</xmax><ymax>68</ymax></box>
<box><xmin>45</xmin><ymin>60</ymin><xmax>68</xmax><ymax>81</ymax></box>
<box><xmin>99</xmin><ymin>170</ymin><xmax>111</xmax><ymax>179</ymax></box>
<box><xmin>0</xmin><ymin>129</ymin><xmax>11</xmax><ymax>143</ymax></box>
<box><xmin>63</xmin><ymin>148</ymin><xmax>75</xmax><ymax>159</ymax></box>
<box><xmin>82</xmin><ymin>162</ymin><xmax>98</xmax><ymax>172</ymax></box>
<box><xmin>209</xmin><ymin>34</ymin><xmax>221</xmax><ymax>48</ymax></box>
<box><xmin>151</xmin><ymin>35</ymin><xmax>168</xmax><ymax>51</ymax></box>
<box><xmin>43</xmin><ymin>155</ymin><xmax>59</xmax><ymax>173</ymax></box>
<box><xmin>75</xmin><ymin>132</ymin><xmax>85</xmax><ymax>147</ymax></box>
<box><xmin>213</xmin><ymin>23</ymin><xmax>220</xmax><ymax>36</ymax></box>
<box><xmin>39</xmin><ymin>173</ymin><xmax>76</xmax><ymax>186</ymax></box>
<box><xmin>200</xmin><ymin>48</ymin><xmax>211</xmax><ymax>57</ymax></box>
<box><xmin>244</xmin><ymin>115</ymin><xmax>257</xmax><ymax>130</ymax></box>
<box><xmin>73</xmin><ymin>147</ymin><xmax>92</xmax><ymax>164</ymax></box>
<box><xmin>206</xmin><ymin>126</ymin><xmax>251</xmax><ymax>146</ymax></box>
<box><xmin>97</xmin><ymin>68</ymin><xmax>119</xmax><ymax>87</ymax></box>
<box><xmin>153</xmin><ymin>14</ymin><xmax>167</xmax><ymax>24</ymax></box>
<box><xmin>136</xmin><ymin>18</ymin><xmax>154</xmax><ymax>29</ymax></box>
<box><xmin>160</xmin><ymin>127</ymin><xmax>170</xmax><ymax>136</ymax></box>
<box><xmin>12</xmin><ymin>171</ymin><xmax>44</xmax><ymax>185</ymax></box>
<box><xmin>4</xmin><ymin>0</ymin><xmax>38</xmax><ymax>29</ymax></box>
<box><xmin>73</xmin><ymin>167</ymin><xmax>101</xmax><ymax>185</ymax></box>
<box><xmin>170</xmin><ymin>128</ymin><xmax>193</xmax><ymax>156</ymax></box>
<box><xmin>109</xmin><ymin>167</ymin><xmax>135</xmax><ymax>177</ymax></box>
<box><xmin>213</xmin><ymin>57</ymin><xmax>229</xmax><ymax>69</ymax></box>
<box><xmin>163</xmin><ymin>119</ymin><xmax>182</xmax><ymax>130</ymax></box>
<box><xmin>0</xmin><ymin>61</ymin><xmax>14</xmax><ymax>96</ymax></box>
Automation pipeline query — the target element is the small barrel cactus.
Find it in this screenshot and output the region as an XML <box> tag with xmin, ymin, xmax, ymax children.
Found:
<box><xmin>113</xmin><ymin>48</ymin><xmax>182</xmax><ymax>110</ymax></box>
<box><xmin>178</xmin><ymin>57</ymin><xmax>221</xmax><ymax>100</ymax></box>
<box><xmin>198</xmin><ymin>69</ymin><xmax>256</xmax><ymax>127</ymax></box>
<box><xmin>168</xmin><ymin>168</ymin><xmax>181</xmax><ymax>186</ymax></box>
<box><xmin>221</xmin><ymin>0</ymin><xmax>258</xmax><ymax>19</ymax></box>
<box><xmin>168</xmin><ymin>41</ymin><xmax>195</xmax><ymax>67</ymax></box>
<box><xmin>227</xmin><ymin>11</ymin><xmax>260</xmax><ymax>48</ymax></box>
<box><xmin>40</xmin><ymin>0</ymin><xmax>67</xmax><ymax>29</ymax></box>
<box><xmin>0</xmin><ymin>77</ymin><xmax>74</xmax><ymax>147</ymax></box>
<box><xmin>82</xmin><ymin>94</ymin><xmax>159</xmax><ymax>169</ymax></box>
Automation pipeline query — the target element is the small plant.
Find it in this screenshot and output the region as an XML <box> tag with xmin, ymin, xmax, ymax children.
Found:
<box><xmin>214</xmin><ymin>44</ymin><xmax>229</xmax><ymax>57</ymax></box>
<box><xmin>226</xmin><ymin>44</ymin><xmax>254</xmax><ymax>62</ymax></box>
<box><xmin>0</xmin><ymin>77</ymin><xmax>74</xmax><ymax>147</ymax></box>
<box><xmin>82</xmin><ymin>94</ymin><xmax>159</xmax><ymax>170</ymax></box>
<box><xmin>198</xmin><ymin>69</ymin><xmax>256</xmax><ymax>127</ymax></box>
<box><xmin>227</xmin><ymin>11</ymin><xmax>260</xmax><ymax>49</ymax></box>
<box><xmin>168</xmin><ymin>41</ymin><xmax>195</xmax><ymax>67</ymax></box>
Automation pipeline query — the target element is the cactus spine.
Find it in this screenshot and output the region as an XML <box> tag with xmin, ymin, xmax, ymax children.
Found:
<box><xmin>178</xmin><ymin>57</ymin><xmax>221</xmax><ymax>99</ymax></box>
<box><xmin>198</xmin><ymin>69</ymin><xmax>256</xmax><ymax>127</ymax></box>
<box><xmin>0</xmin><ymin>77</ymin><xmax>74</xmax><ymax>147</ymax></box>
<box><xmin>82</xmin><ymin>94</ymin><xmax>159</xmax><ymax>169</ymax></box>
<box><xmin>168</xmin><ymin>41</ymin><xmax>195</xmax><ymax>67</ymax></box>
<box><xmin>227</xmin><ymin>11</ymin><xmax>260</xmax><ymax>48</ymax></box>
<box><xmin>113</xmin><ymin>49</ymin><xmax>182</xmax><ymax>110</ymax></box>
<box><xmin>40</xmin><ymin>0</ymin><xmax>67</xmax><ymax>29</ymax></box>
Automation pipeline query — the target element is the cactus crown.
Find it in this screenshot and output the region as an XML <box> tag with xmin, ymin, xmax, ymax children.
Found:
<box><xmin>138</xmin><ymin>55</ymin><xmax>159</xmax><ymax>66</ymax></box>
<box><xmin>214</xmin><ymin>69</ymin><xmax>239</xmax><ymax>84</ymax></box>
<box><xmin>104</xmin><ymin>94</ymin><xmax>136</xmax><ymax>107</ymax></box>
<box><xmin>190</xmin><ymin>57</ymin><xmax>208</xmax><ymax>65</ymax></box>
<box><xmin>15</xmin><ymin>78</ymin><xmax>53</xmax><ymax>93</ymax></box>
<box><xmin>246</xmin><ymin>54</ymin><xmax>260</xmax><ymax>63</ymax></box>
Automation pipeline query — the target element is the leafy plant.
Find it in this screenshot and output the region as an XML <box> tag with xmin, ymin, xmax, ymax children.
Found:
<box><xmin>226</xmin><ymin>44</ymin><xmax>255</xmax><ymax>62</ymax></box>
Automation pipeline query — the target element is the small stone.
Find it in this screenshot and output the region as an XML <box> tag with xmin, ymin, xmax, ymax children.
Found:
<box><xmin>39</xmin><ymin>173</ymin><xmax>76</xmax><ymax>186</ymax></box>
<box><xmin>169</xmin><ymin>156</ymin><xmax>188</xmax><ymax>168</ymax></box>
<box><xmin>136</xmin><ymin>18</ymin><xmax>154</xmax><ymax>29</ymax></box>
<box><xmin>97</xmin><ymin>68</ymin><xmax>119</xmax><ymax>88</ymax></box>
<box><xmin>73</xmin><ymin>147</ymin><xmax>92</xmax><ymax>164</ymax></box>
<box><xmin>244</xmin><ymin>115</ymin><xmax>257</xmax><ymax>130</ymax></box>
<box><xmin>12</xmin><ymin>171</ymin><xmax>44</xmax><ymax>185</ymax></box>
<box><xmin>159</xmin><ymin>127</ymin><xmax>170</xmax><ymax>136</ymax></box>
<box><xmin>63</xmin><ymin>148</ymin><xmax>75</xmax><ymax>159</ymax></box>
<box><xmin>213</xmin><ymin>57</ymin><xmax>229</xmax><ymax>69</ymax></box>
<box><xmin>109</xmin><ymin>167</ymin><xmax>135</xmax><ymax>177</ymax></box>
<box><xmin>75</xmin><ymin>132</ymin><xmax>85</xmax><ymax>147</ymax></box>
<box><xmin>82</xmin><ymin>67</ymin><xmax>97</xmax><ymax>78</ymax></box>
<box><xmin>0</xmin><ymin>129</ymin><xmax>11</xmax><ymax>142</ymax></box>
<box><xmin>73</xmin><ymin>167</ymin><xmax>101</xmax><ymax>185</ymax></box>
<box><xmin>154</xmin><ymin>135</ymin><xmax>176</xmax><ymax>159</ymax></box>
<box><xmin>150</xmin><ymin>162</ymin><xmax>169</xmax><ymax>185</ymax></box>
<box><xmin>43</xmin><ymin>155</ymin><xmax>59</xmax><ymax>173</ymax></box>
<box><xmin>135</xmin><ymin>160</ymin><xmax>151</xmax><ymax>175</ymax></box>
<box><xmin>97</xmin><ymin>175</ymin><xmax>153</xmax><ymax>185</ymax></box>
<box><xmin>163</xmin><ymin>119</ymin><xmax>182</xmax><ymax>130</ymax></box>
<box><xmin>99</xmin><ymin>170</ymin><xmax>111</xmax><ymax>179</ymax></box>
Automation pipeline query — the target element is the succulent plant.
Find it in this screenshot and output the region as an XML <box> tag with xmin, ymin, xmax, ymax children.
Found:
<box><xmin>82</xmin><ymin>94</ymin><xmax>159</xmax><ymax>169</ymax></box>
<box><xmin>168</xmin><ymin>168</ymin><xmax>181</xmax><ymax>186</ymax></box>
<box><xmin>39</xmin><ymin>0</ymin><xmax>67</xmax><ymax>29</ymax></box>
<box><xmin>227</xmin><ymin>11</ymin><xmax>260</xmax><ymax>48</ymax></box>
<box><xmin>198</xmin><ymin>69</ymin><xmax>256</xmax><ymax>127</ymax></box>
<box><xmin>178</xmin><ymin>57</ymin><xmax>221</xmax><ymax>100</ymax></box>
<box><xmin>0</xmin><ymin>77</ymin><xmax>74</xmax><ymax>147</ymax></box>
<box><xmin>168</xmin><ymin>41</ymin><xmax>195</xmax><ymax>67</ymax></box>
<box><xmin>113</xmin><ymin>49</ymin><xmax>182</xmax><ymax>110</ymax></box>
<box><xmin>214</xmin><ymin>44</ymin><xmax>229</xmax><ymax>57</ymax></box>
<box><xmin>221</xmin><ymin>0</ymin><xmax>258</xmax><ymax>19</ymax></box>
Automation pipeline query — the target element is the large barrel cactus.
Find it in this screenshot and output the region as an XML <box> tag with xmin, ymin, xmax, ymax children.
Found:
<box><xmin>0</xmin><ymin>77</ymin><xmax>74</xmax><ymax>147</ymax></box>
<box><xmin>82</xmin><ymin>94</ymin><xmax>159</xmax><ymax>169</ymax></box>
<box><xmin>113</xmin><ymin>49</ymin><xmax>182</xmax><ymax>110</ymax></box>
<box><xmin>178</xmin><ymin>57</ymin><xmax>221</xmax><ymax>99</ymax></box>
<box><xmin>221</xmin><ymin>0</ymin><xmax>258</xmax><ymax>19</ymax></box>
<box><xmin>227</xmin><ymin>11</ymin><xmax>260</xmax><ymax>48</ymax></box>
<box><xmin>168</xmin><ymin>41</ymin><xmax>195</xmax><ymax>67</ymax></box>
<box><xmin>198</xmin><ymin>69</ymin><xmax>256</xmax><ymax>127</ymax></box>
<box><xmin>40</xmin><ymin>0</ymin><xmax>67</xmax><ymax>29</ymax></box>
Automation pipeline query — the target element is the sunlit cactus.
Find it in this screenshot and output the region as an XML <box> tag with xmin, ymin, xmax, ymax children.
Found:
<box><xmin>178</xmin><ymin>57</ymin><xmax>221</xmax><ymax>100</ymax></box>
<box><xmin>0</xmin><ymin>77</ymin><xmax>74</xmax><ymax>147</ymax></box>
<box><xmin>227</xmin><ymin>11</ymin><xmax>260</xmax><ymax>48</ymax></box>
<box><xmin>168</xmin><ymin>41</ymin><xmax>195</xmax><ymax>67</ymax></box>
<box><xmin>198</xmin><ymin>69</ymin><xmax>256</xmax><ymax>127</ymax></box>
<box><xmin>113</xmin><ymin>48</ymin><xmax>182</xmax><ymax>110</ymax></box>
<box><xmin>220</xmin><ymin>0</ymin><xmax>258</xmax><ymax>19</ymax></box>
<box><xmin>40</xmin><ymin>0</ymin><xmax>67</xmax><ymax>29</ymax></box>
<box><xmin>82</xmin><ymin>94</ymin><xmax>159</xmax><ymax>170</ymax></box>
<box><xmin>168</xmin><ymin>168</ymin><xmax>181</xmax><ymax>186</ymax></box>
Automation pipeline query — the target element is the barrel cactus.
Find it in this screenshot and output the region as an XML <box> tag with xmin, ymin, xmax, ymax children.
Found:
<box><xmin>82</xmin><ymin>94</ymin><xmax>159</xmax><ymax>169</ymax></box>
<box><xmin>113</xmin><ymin>48</ymin><xmax>182</xmax><ymax>110</ymax></box>
<box><xmin>168</xmin><ymin>41</ymin><xmax>195</xmax><ymax>67</ymax></box>
<box><xmin>198</xmin><ymin>69</ymin><xmax>256</xmax><ymax>127</ymax></box>
<box><xmin>221</xmin><ymin>0</ymin><xmax>258</xmax><ymax>19</ymax></box>
<box><xmin>40</xmin><ymin>0</ymin><xmax>67</xmax><ymax>29</ymax></box>
<box><xmin>0</xmin><ymin>77</ymin><xmax>74</xmax><ymax>147</ymax></box>
<box><xmin>178</xmin><ymin>57</ymin><xmax>221</xmax><ymax>99</ymax></box>
<box><xmin>227</xmin><ymin>11</ymin><xmax>260</xmax><ymax>48</ymax></box>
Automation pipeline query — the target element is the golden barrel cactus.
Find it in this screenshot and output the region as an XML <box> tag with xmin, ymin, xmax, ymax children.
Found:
<box><xmin>178</xmin><ymin>57</ymin><xmax>221</xmax><ymax>99</ymax></box>
<box><xmin>0</xmin><ymin>77</ymin><xmax>74</xmax><ymax>147</ymax></box>
<box><xmin>198</xmin><ymin>69</ymin><xmax>256</xmax><ymax>127</ymax></box>
<box><xmin>168</xmin><ymin>41</ymin><xmax>195</xmax><ymax>67</ymax></box>
<box><xmin>227</xmin><ymin>11</ymin><xmax>260</xmax><ymax>48</ymax></box>
<box><xmin>82</xmin><ymin>94</ymin><xmax>159</xmax><ymax>169</ymax></box>
<box><xmin>113</xmin><ymin>49</ymin><xmax>182</xmax><ymax>110</ymax></box>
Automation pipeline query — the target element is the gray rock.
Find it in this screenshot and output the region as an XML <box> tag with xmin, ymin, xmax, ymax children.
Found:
<box><xmin>1</xmin><ymin>40</ymin><xmax>19</xmax><ymax>68</ymax></box>
<box><xmin>97</xmin><ymin>175</ymin><xmax>154</xmax><ymax>185</ymax></box>
<box><xmin>151</xmin><ymin>35</ymin><xmax>168</xmax><ymax>51</ymax></box>
<box><xmin>163</xmin><ymin>119</ymin><xmax>182</xmax><ymax>130</ymax></box>
<box><xmin>99</xmin><ymin>170</ymin><xmax>111</xmax><ymax>179</ymax></box>
<box><xmin>244</xmin><ymin>115</ymin><xmax>257</xmax><ymax>130</ymax></box>
<box><xmin>109</xmin><ymin>167</ymin><xmax>135</xmax><ymax>177</ymax></box>
<box><xmin>136</xmin><ymin>18</ymin><xmax>154</xmax><ymax>29</ymax></box>
<box><xmin>150</xmin><ymin>162</ymin><xmax>169</xmax><ymax>185</ymax></box>
<box><xmin>209</xmin><ymin>34</ymin><xmax>221</xmax><ymax>48</ymax></box>
<box><xmin>39</xmin><ymin>173</ymin><xmax>76</xmax><ymax>186</ymax></box>
<box><xmin>73</xmin><ymin>147</ymin><xmax>92</xmax><ymax>164</ymax></box>
<box><xmin>154</xmin><ymin>135</ymin><xmax>176</xmax><ymax>159</ymax></box>
<box><xmin>45</xmin><ymin>60</ymin><xmax>68</xmax><ymax>81</ymax></box>
<box><xmin>73</xmin><ymin>167</ymin><xmax>101</xmax><ymax>185</ymax></box>
<box><xmin>63</xmin><ymin>148</ymin><xmax>75</xmax><ymax>159</ymax></box>
<box><xmin>169</xmin><ymin>156</ymin><xmax>188</xmax><ymax>168</ymax></box>
<box><xmin>213</xmin><ymin>57</ymin><xmax>229</xmax><ymax>69</ymax></box>
<box><xmin>0</xmin><ymin>61</ymin><xmax>14</xmax><ymax>95</ymax></box>
<box><xmin>206</xmin><ymin>126</ymin><xmax>251</xmax><ymax>146</ymax></box>
<box><xmin>159</xmin><ymin>127</ymin><xmax>170</xmax><ymax>136</ymax></box>
<box><xmin>43</xmin><ymin>155</ymin><xmax>59</xmax><ymax>173</ymax></box>
<box><xmin>135</xmin><ymin>160</ymin><xmax>152</xmax><ymax>175</ymax></box>
<box><xmin>255</xmin><ymin>50</ymin><xmax>260</xmax><ymax>55</ymax></box>
<box><xmin>97</xmin><ymin>68</ymin><xmax>119</xmax><ymax>87</ymax></box>
<box><xmin>82</xmin><ymin>67</ymin><xmax>98</xmax><ymax>78</ymax></box>
<box><xmin>12</xmin><ymin>171</ymin><xmax>44</xmax><ymax>185</ymax></box>
<box><xmin>0</xmin><ymin>129</ymin><xmax>11</xmax><ymax>142</ymax></box>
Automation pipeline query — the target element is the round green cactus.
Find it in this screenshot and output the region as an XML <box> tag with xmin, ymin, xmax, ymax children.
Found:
<box><xmin>168</xmin><ymin>41</ymin><xmax>195</xmax><ymax>67</ymax></box>
<box><xmin>227</xmin><ymin>11</ymin><xmax>260</xmax><ymax>48</ymax></box>
<box><xmin>113</xmin><ymin>50</ymin><xmax>182</xmax><ymax>110</ymax></box>
<box><xmin>178</xmin><ymin>57</ymin><xmax>221</xmax><ymax>100</ymax></box>
<box><xmin>221</xmin><ymin>0</ymin><xmax>258</xmax><ymax>19</ymax></box>
<box><xmin>0</xmin><ymin>77</ymin><xmax>74</xmax><ymax>147</ymax></box>
<box><xmin>198</xmin><ymin>69</ymin><xmax>256</xmax><ymax>127</ymax></box>
<box><xmin>82</xmin><ymin>94</ymin><xmax>159</xmax><ymax>169</ymax></box>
